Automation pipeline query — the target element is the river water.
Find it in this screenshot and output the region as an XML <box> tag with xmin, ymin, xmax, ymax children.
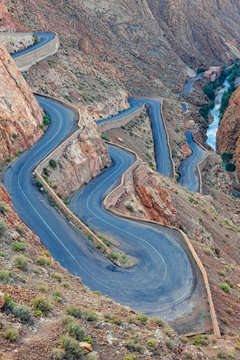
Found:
<box><xmin>206</xmin><ymin>79</ymin><xmax>230</xmax><ymax>151</ymax></box>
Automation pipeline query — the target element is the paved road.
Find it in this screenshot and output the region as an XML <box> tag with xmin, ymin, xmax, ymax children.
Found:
<box><xmin>177</xmin><ymin>73</ymin><xmax>203</xmax><ymax>96</ymax></box>
<box><xmin>177</xmin><ymin>74</ymin><xmax>207</xmax><ymax>191</ymax></box>
<box><xmin>11</xmin><ymin>33</ymin><xmax>55</xmax><ymax>58</ymax></box>
<box><xmin>3</xmin><ymin>33</ymin><xmax>200</xmax><ymax>321</ymax></box>
<box><xmin>178</xmin><ymin>131</ymin><xmax>206</xmax><ymax>192</ymax></box>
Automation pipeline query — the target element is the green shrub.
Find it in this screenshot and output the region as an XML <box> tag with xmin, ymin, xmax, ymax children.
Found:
<box><xmin>49</xmin><ymin>159</ymin><xmax>57</xmax><ymax>168</ymax></box>
<box><xmin>51</xmin><ymin>348</ymin><xmax>65</xmax><ymax>360</ymax></box>
<box><xmin>38</xmin><ymin>256</ymin><xmax>51</xmax><ymax>266</ymax></box>
<box><xmin>153</xmin><ymin>317</ymin><xmax>165</xmax><ymax>327</ymax></box>
<box><xmin>11</xmin><ymin>303</ymin><xmax>34</xmax><ymax>324</ymax></box>
<box><xmin>83</xmin><ymin>336</ymin><xmax>93</xmax><ymax>345</ymax></box>
<box><xmin>2</xmin><ymin>328</ymin><xmax>19</xmax><ymax>342</ymax></box>
<box><xmin>124</xmin><ymin>356</ymin><xmax>137</xmax><ymax>360</ymax></box>
<box><xmin>36</xmin><ymin>181</ymin><xmax>43</xmax><ymax>189</ymax></box>
<box><xmin>0</xmin><ymin>270</ymin><xmax>12</xmax><ymax>282</ymax></box>
<box><xmin>101</xmin><ymin>135</ymin><xmax>109</xmax><ymax>141</ymax></box>
<box><xmin>220</xmin><ymin>317</ymin><xmax>230</xmax><ymax>325</ymax></box>
<box><xmin>0</xmin><ymin>203</ymin><xmax>7</xmax><ymax>214</ymax></box>
<box><xmin>0</xmin><ymin>251</ymin><xmax>6</xmax><ymax>257</ymax></box>
<box><xmin>147</xmin><ymin>339</ymin><xmax>158</xmax><ymax>352</ymax></box>
<box><xmin>220</xmin><ymin>284</ymin><xmax>230</xmax><ymax>293</ymax></box>
<box><xmin>222</xmin><ymin>153</ymin><xmax>233</xmax><ymax>163</ymax></box>
<box><xmin>0</xmin><ymin>220</ymin><xmax>6</xmax><ymax>236</ymax></box>
<box><xmin>126</xmin><ymin>316</ymin><xmax>138</xmax><ymax>325</ymax></box>
<box><xmin>14</xmin><ymin>255</ymin><xmax>28</xmax><ymax>271</ymax></box>
<box><xmin>12</xmin><ymin>241</ymin><xmax>25</xmax><ymax>252</ymax></box>
<box><xmin>38</xmin><ymin>285</ymin><xmax>48</xmax><ymax>293</ymax></box>
<box><xmin>32</xmin><ymin>296</ymin><xmax>51</xmax><ymax>313</ymax></box>
<box><xmin>191</xmin><ymin>334</ymin><xmax>208</xmax><ymax>346</ymax></box>
<box><xmin>137</xmin><ymin>313</ymin><xmax>148</xmax><ymax>325</ymax></box>
<box><xmin>126</xmin><ymin>204</ymin><xmax>134</xmax><ymax>212</ymax></box>
<box><xmin>65</xmin><ymin>305</ymin><xmax>82</xmax><ymax>319</ymax></box>
<box><xmin>43</xmin><ymin>168</ymin><xmax>50</xmax><ymax>176</ymax></box>
<box><xmin>62</xmin><ymin>282</ymin><xmax>71</xmax><ymax>289</ymax></box>
<box><xmin>203</xmin><ymin>247</ymin><xmax>213</xmax><ymax>256</ymax></box>
<box><xmin>217</xmin><ymin>351</ymin><xmax>235</xmax><ymax>359</ymax></box>
<box><xmin>60</xmin><ymin>336</ymin><xmax>84</xmax><ymax>359</ymax></box>
<box><xmin>83</xmin><ymin>309</ymin><xmax>98</xmax><ymax>322</ymax></box>
<box><xmin>67</xmin><ymin>321</ymin><xmax>85</xmax><ymax>340</ymax></box>
<box><xmin>43</xmin><ymin>115</ymin><xmax>50</xmax><ymax>126</ymax></box>
<box><xmin>126</xmin><ymin>336</ymin><xmax>145</xmax><ymax>354</ymax></box>
<box><xmin>51</xmin><ymin>273</ymin><xmax>63</xmax><ymax>282</ymax></box>
<box><xmin>225</xmin><ymin>163</ymin><xmax>236</xmax><ymax>172</ymax></box>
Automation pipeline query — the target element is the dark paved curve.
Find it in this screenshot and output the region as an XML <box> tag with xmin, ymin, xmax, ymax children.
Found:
<box><xmin>176</xmin><ymin>73</ymin><xmax>203</xmax><ymax>96</ymax></box>
<box><xmin>177</xmin><ymin>73</ymin><xmax>207</xmax><ymax>191</ymax></box>
<box><xmin>178</xmin><ymin>131</ymin><xmax>206</xmax><ymax>192</ymax></box>
<box><xmin>4</xmin><ymin>96</ymin><xmax>195</xmax><ymax>320</ymax></box>
<box><xmin>11</xmin><ymin>33</ymin><xmax>55</xmax><ymax>58</ymax></box>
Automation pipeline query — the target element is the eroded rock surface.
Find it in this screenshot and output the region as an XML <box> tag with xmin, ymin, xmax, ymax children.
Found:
<box><xmin>217</xmin><ymin>86</ymin><xmax>240</xmax><ymax>181</ymax></box>
<box><xmin>0</xmin><ymin>41</ymin><xmax>43</xmax><ymax>162</ymax></box>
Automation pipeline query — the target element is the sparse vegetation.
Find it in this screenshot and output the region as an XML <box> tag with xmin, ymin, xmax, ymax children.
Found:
<box><xmin>2</xmin><ymin>328</ymin><xmax>19</xmax><ymax>342</ymax></box>
<box><xmin>220</xmin><ymin>284</ymin><xmax>230</xmax><ymax>293</ymax></box>
<box><xmin>32</xmin><ymin>296</ymin><xmax>51</xmax><ymax>313</ymax></box>
<box><xmin>49</xmin><ymin>159</ymin><xmax>57</xmax><ymax>168</ymax></box>
<box><xmin>14</xmin><ymin>255</ymin><xmax>28</xmax><ymax>271</ymax></box>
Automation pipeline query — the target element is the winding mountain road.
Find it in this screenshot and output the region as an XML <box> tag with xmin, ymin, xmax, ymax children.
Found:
<box><xmin>3</xmin><ymin>33</ymin><xmax>207</xmax><ymax>323</ymax></box>
<box><xmin>177</xmin><ymin>73</ymin><xmax>208</xmax><ymax>192</ymax></box>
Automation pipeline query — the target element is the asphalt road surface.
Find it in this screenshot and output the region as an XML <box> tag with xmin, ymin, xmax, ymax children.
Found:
<box><xmin>179</xmin><ymin>131</ymin><xmax>206</xmax><ymax>192</ymax></box>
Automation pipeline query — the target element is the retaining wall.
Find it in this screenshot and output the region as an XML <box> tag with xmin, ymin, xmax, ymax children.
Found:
<box><xmin>97</xmin><ymin>105</ymin><xmax>145</xmax><ymax>132</ymax></box>
<box><xmin>161</xmin><ymin>99</ymin><xmax>176</xmax><ymax>179</ymax></box>
<box><xmin>14</xmin><ymin>33</ymin><xmax>59</xmax><ymax>71</ymax></box>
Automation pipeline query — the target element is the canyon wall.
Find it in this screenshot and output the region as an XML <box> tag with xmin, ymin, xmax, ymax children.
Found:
<box><xmin>217</xmin><ymin>85</ymin><xmax>240</xmax><ymax>181</ymax></box>
<box><xmin>0</xmin><ymin>41</ymin><xmax>43</xmax><ymax>162</ymax></box>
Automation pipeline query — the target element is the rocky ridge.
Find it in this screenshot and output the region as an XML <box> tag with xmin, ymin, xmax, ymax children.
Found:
<box><xmin>0</xmin><ymin>40</ymin><xmax>43</xmax><ymax>164</ymax></box>
<box><xmin>217</xmin><ymin>85</ymin><xmax>240</xmax><ymax>182</ymax></box>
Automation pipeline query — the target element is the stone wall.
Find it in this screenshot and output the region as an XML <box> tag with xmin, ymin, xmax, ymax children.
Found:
<box><xmin>97</xmin><ymin>105</ymin><xmax>145</xmax><ymax>132</ymax></box>
<box><xmin>13</xmin><ymin>33</ymin><xmax>59</xmax><ymax>71</ymax></box>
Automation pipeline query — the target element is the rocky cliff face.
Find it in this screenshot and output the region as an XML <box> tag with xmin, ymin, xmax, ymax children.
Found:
<box><xmin>105</xmin><ymin>162</ymin><xmax>178</xmax><ymax>227</ymax></box>
<box><xmin>147</xmin><ymin>0</ymin><xmax>240</xmax><ymax>71</ymax></box>
<box><xmin>0</xmin><ymin>41</ymin><xmax>43</xmax><ymax>163</ymax></box>
<box><xmin>216</xmin><ymin>86</ymin><xmax>240</xmax><ymax>181</ymax></box>
<box><xmin>39</xmin><ymin>113</ymin><xmax>111</xmax><ymax>198</ymax></box>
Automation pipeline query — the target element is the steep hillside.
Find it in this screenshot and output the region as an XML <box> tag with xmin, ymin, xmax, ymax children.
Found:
<box><xmin>147</xmin><ymin>0</ymin><xmax>240</xmax><ymax>69</ymax></box>
<box><xmin>217</xmin><ymin>85</ymin><xmax>240</xmax><ymax>182</ymax></box>
<box><xmin>4</xmin><ymin>0</ymin><xmax>240</xmax><ymax>101</ymax></box>
<box><xmin>0</xmin><ymin>184</ymin><xmax>209</xmax><ymax>360</ymax></box>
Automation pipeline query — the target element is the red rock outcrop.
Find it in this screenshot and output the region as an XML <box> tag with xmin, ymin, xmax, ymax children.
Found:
<box><xmin>217</xmin><ymin>86</ymin><xmax>240</xmax><ymax>181</ymax></box>
<box><xmin>105</xmin><ymin>162</ymin><xmax>178</xmax><ymax>227</ymax></box>
<box><xmin>133</xmin><ymin>165</ymin><xmax>178</xmax><ymax>226</ymax></box>
<box><xmin>39</xmin><ymin>113</ymin><xmax>111</xmax><ymax>197</ymax></box>
<box><xmin>0</xmin><ymin>41</ymin><xmax>43</xmax><ymax>162</ymax></box>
